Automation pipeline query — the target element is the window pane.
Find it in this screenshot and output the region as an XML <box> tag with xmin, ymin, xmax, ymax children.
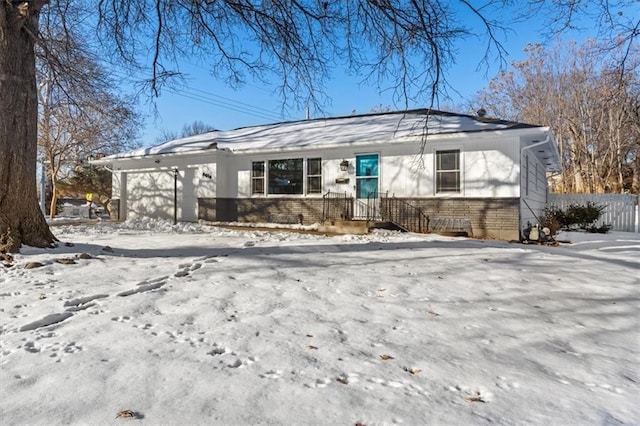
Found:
<box><xmin>356</xmin><ymin>154</ymin><xmax>379</xmax><ymax>177</ymax></box>
<box><xmin>307</xmin><ymin>158</ymin><xmax>321</xmax><ymax>176</ymax></box>
<box><xmin>307</xmin><ymin>176</ymin><xmax>321</xmax><ymax>193</ymax></box>
<box><xmin>357</xmin><ymin>178</ymin><xmax>379</xmax><ymax>199</ymax></box>
<box><xmin>437</xmin><ymin>171</ymin><xmax>459</xmax><ymax>192</ymax></box>
<box><xmin>437</xmin><ymin>150</ymin><xmax>459</xmax><ymax>171</ymax></box>
<box><xmin>252</xmin><ymin>178</ymin><xmax>264</xmax><ymax>194</ymax></box>
<box><xmin>268</xmin><ymin>159</ymin><xmax>303</xmax><ymax>194</ymax></box>
<box><xmin>252</xmin><ymin>161</ymin><xmax>264</xmax><ymax>177</ymax></box>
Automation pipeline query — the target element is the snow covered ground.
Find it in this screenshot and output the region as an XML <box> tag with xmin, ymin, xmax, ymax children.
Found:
<box><xmin>1</xmin><ymin>220</ymin><xmax>638</xmax><ymax>425</ymax></box>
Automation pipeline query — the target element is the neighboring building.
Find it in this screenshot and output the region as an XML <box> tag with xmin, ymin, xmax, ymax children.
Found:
<box><xmin>94</xmin><ymin>109</ymin><xmax>561</xmax><ymax>240</ymax></box>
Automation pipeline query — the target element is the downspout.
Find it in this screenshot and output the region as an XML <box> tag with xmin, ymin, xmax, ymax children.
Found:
<box><xmin>173</xmin><ymin>168</ymin><xmax>179</xmax><ymax>225</ymax></box>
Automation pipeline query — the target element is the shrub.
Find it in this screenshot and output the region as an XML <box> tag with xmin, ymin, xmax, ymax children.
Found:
<box><xmin>544</xmin><ymin>202</ymin><xmax>609</xmax><ymax>233</ymax></box>
<box><xmin>564</xmin><ymin>202</ymin><xmax>605</xmax><ymax>229</ymax></box>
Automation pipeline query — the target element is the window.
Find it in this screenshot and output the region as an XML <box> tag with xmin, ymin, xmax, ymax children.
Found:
<box><xmin>253</xmin><ymin>158</ymin><xmax>322</xmax><ymax>195</ymax></box>
<box><xmin>307</xmin><ymin>158</ymin><xmax>322</xmax><ymax>194</ymax></box>
<box><xmin>268</xmin><ymin>158</ymin><xmax>303</xmax><ymax>194</ymax></box>
<box><xmin>436</xmin><ymin>150</ymin><xmax>460</xmax><ymax>193</ymax></box>
<box><xmin>251</xmin><ymin>161</ymin><xmax>265</xmax><ymax>194</ymax></box>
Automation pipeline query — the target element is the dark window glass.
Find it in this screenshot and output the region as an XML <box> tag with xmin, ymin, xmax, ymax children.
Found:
<box><xmin>268</xmin><ymin>159</ymin><xmax>303</xmax><ymax>194</ymax></box>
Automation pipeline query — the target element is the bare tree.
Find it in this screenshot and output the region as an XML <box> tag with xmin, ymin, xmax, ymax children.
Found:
<box><xmin>157</xmin><ymin>120</ymin><xmax>216</xmax><ymax>143</ymax></box>
<box><xmin>37</xmin><ymin>6</ymin><xmax>141</xmax><ymax>218</ymax></box>
<box><xmin>475</xmin><ymin>41</ymin><xmax>640</xmax><ymax>194</ymax></box>
<box><xmin>523</xmin><ymin>0</ymin><xmax>639</xmax><ymax>76</ymax></box>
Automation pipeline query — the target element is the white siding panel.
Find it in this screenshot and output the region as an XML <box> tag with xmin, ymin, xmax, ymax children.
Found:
<box><xmin>381</xmin><ymin>154</ymin><xmax>433</xmax><ymax>197</ymax></box>
<box><xmin>520</xmin><ymin>151</ymin><xmax>548</xmax><ymax>231</ymax></box>
<box><xmin>126</xmin><ymin>171</ymin><xmax>175</xmax><ymax>220</ymax></box>
<box><xmin>464</xmin><ymin>149</ymin><xmax>519</xmax><ymax>197</ymax></box>
<box><xmin>125</xmin><ymin>169</ymin><xmax>198</xmax><ymax>222</ymax></box>
<box><xmin>196</xmin><ymin>163</ymin><xmax>217</xmax><ymax>198</ymax></box>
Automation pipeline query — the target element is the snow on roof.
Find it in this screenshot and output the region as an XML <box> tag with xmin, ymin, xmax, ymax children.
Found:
<box><xmin>105</xmin><ymin>109</ymin><xmax>539</xmax><ymax>160</ymax></box>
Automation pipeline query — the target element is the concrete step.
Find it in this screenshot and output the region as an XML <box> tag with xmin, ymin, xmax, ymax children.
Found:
<box><xmin>319</xmin><ymin>219</ymin><xmax>370</xmax><ymax>235</ymax></box>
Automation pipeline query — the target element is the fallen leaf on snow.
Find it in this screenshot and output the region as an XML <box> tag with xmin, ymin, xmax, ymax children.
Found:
<box><xmin>465</xmin><ymin>392</ymin><xmax>486</xmax><ymax>403</ymax></box>
<box><xmin>428</xmin><ymin>310</ymin><xmax>440</xmax><ymax>317</ymax></box>
<box><xmin>380</xmin><ymin>354</ymin><xmax>394</xmax><ymax>360</ymax></box>
<box><xmin>336</xmin><ymin>377</ymin><xmax>348</xmax><ymax>385</ymax></box>
<box><xmin>116</xmin><ymin>410</ymin><xmax>136</xmax><ymax>418</ymax></box>
<box><xmin>306</xmin><ymin>334</ymin><xmax>314</xmax><ymax>338</ymax></box>
<box><xmin>306</xmin><ymin>345</ymin><xmax>318</xmax><ymax>350</ymax></box>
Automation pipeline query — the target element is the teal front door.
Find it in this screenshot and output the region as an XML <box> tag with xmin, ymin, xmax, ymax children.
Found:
<box><xmin>355</xmin><ymin>154</ymin><xmax>379</xmax><ymax>219</ymax></box>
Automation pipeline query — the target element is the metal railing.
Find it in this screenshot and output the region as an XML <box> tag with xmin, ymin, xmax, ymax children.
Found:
<box><xmin>380</xmin><ymin>194</ymin><xmax>430</xmax><ymax>233</ymax></box>
<box><xmin>322</xmin><ymin>191</ymin><xmax>353</xmax><ymax>222</ymax></box>
<box><xmin>353</xmin><ymin>191</ymin><xmax>381</xmax><ymax>221</ymax></box>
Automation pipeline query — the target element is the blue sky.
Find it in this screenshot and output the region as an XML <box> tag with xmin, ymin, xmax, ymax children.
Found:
<box><xmin>121</xmin><ymin>4</ymin><xmax>628</xmax><ymax>148</ymax></box>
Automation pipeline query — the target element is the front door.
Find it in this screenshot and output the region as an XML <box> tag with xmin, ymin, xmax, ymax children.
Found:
<box><xmin>355</xmin><ymin>154</ymin><xmax>379</xmax><ymax>219</ymax></box>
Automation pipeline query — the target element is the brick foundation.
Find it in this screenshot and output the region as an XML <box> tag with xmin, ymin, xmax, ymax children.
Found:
<box><xmin>382</xmin><ymin>197</ymin><xmax>520</xmax><ymax>240</ymax></box>
<box><xmin>198</xmin><ymin>197</ymin><xmax>325</xmax><ymax>225</ymax></box>
<box><xmin>199</xmin><ymin>197</ymin><xmax>521</xmax><ymax>240</ymax></box>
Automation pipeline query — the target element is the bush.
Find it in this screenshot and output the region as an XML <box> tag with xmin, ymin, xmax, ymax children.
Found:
<box><xmin>543</xmin><ymin>202</ymin><xmax>609</xmax><ymax>233</ymax></box>
<box><xmin>564</xmin><ymin>202</ymin><xmax>605</xmax><ymax>229</ymax></box>
<box><xmin>542</xmin><ymin>206</ymin><xmax>565</xmax><ymax>235</ymax></box>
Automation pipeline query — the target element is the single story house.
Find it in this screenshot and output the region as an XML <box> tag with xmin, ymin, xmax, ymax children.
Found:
<box><xmin>94</xmin><ymin>109</ymin><xmax>562</xmax><ymax>240</ymax></box>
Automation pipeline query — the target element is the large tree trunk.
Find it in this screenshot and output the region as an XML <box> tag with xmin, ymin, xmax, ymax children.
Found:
<box><xmin>0</xmin><ymin>3</ymin><xmax>56</xmax><ymax>253</ymax></box>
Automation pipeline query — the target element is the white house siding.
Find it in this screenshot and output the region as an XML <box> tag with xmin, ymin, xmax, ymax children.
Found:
<box><xmin>380</xmin><ymin>137</ymin><xmax>520</xmax><ymax>199</ymax></box>
<box><xmin>125</xmin><ymin>170</ymin><xmax>177</xmax><ymax>221</ymax></box>
<box><xmin>519</xmin><ymin>148</ymin><xmax>548</xmax><ymax>234</ymax></box>
<box><xmin>110</xmin><ymin>153</ymin><xmax>217</xmax><ymax>222</ymax></box>
<box><xmin>462</xmin><ymin>137</ymin><xmax>520</xmax><ymax>198</ymax></box>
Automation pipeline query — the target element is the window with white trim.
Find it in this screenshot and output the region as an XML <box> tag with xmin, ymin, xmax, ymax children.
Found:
<box><xmin>306</xmin><ymin>158</ymin><xmax>322</xmax><ymax>194</ymax></box>
<box><xmin>436</xmin><ymin>150</ymin><xmax>460</xmax><ymax>193</ymax></box>
<box><xmin>251</xmin><ymin>161</ymin><xmax>265</xmax><ymax>194</ymax></box>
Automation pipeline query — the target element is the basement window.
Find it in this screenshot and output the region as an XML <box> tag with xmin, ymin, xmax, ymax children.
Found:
<box><xmin>436</xmin><ymin>150</ymin><xmax>460</xmax><ymax>193</ymax></box>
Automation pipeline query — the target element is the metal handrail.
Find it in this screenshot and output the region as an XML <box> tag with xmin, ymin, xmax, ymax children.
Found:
<box><xmin>322</xmin><ymin>191</ymin><xmax>353</xmax><ymax>222</ymax></box>
<box><xmin>380</xmin><ymin>193</ymin><xmax>430</xmax><ymax>233</ymax></box>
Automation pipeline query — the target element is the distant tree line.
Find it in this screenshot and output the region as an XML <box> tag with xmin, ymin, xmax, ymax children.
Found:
<box><xmin>475</xmin><ymin>40</ymin><xmax>639</xmax><ymax>194</ymax></box>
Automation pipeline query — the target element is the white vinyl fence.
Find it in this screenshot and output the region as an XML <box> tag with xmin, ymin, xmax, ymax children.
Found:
<box><xmin>548</xmin><ymin>193</ymin><xmax>639</xmax><ymax>232</ymax></box>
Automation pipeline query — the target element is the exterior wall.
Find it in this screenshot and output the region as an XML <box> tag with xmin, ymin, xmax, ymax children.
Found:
<box><xmin>519</xmin><ymin>148</ymin><xmax>548</xmax><ymax>235</ymax></box>
<box><xmin>231</xmin><ymin>135</ymin><xmax>522</xmax><ymax>200</ymax></box>
<box><xmin>125</xmin><ymin>170</ymin><xmax>178</xmax><ymax>221</ymax></box>
<box><xmin>196</xmin><ymin>163</ymin><xmax>217</xmax><ymax>198</ymax></box>
<box><xmin>198</xmin><ymin>197</ymin><xmax>325</xmax><ymax>224</ymax></box>
<box><xmin>380</xmin><ymin>136</ymin><xmax>521</xmax><ymax>198</ymax></box>
<box><xmin>199</xmin><ymin>196</ymin><xmax>520</xmax><ymax>240</ymax></box>
<box><xmin>109</xmin><ymin>153</ymin><xmax>217</xmax><ymax>222</ymax></box>
<box><xmin>385</xmin><ymin>197</ymin><xmax>520</xmax><ymax>240</ymax></box>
